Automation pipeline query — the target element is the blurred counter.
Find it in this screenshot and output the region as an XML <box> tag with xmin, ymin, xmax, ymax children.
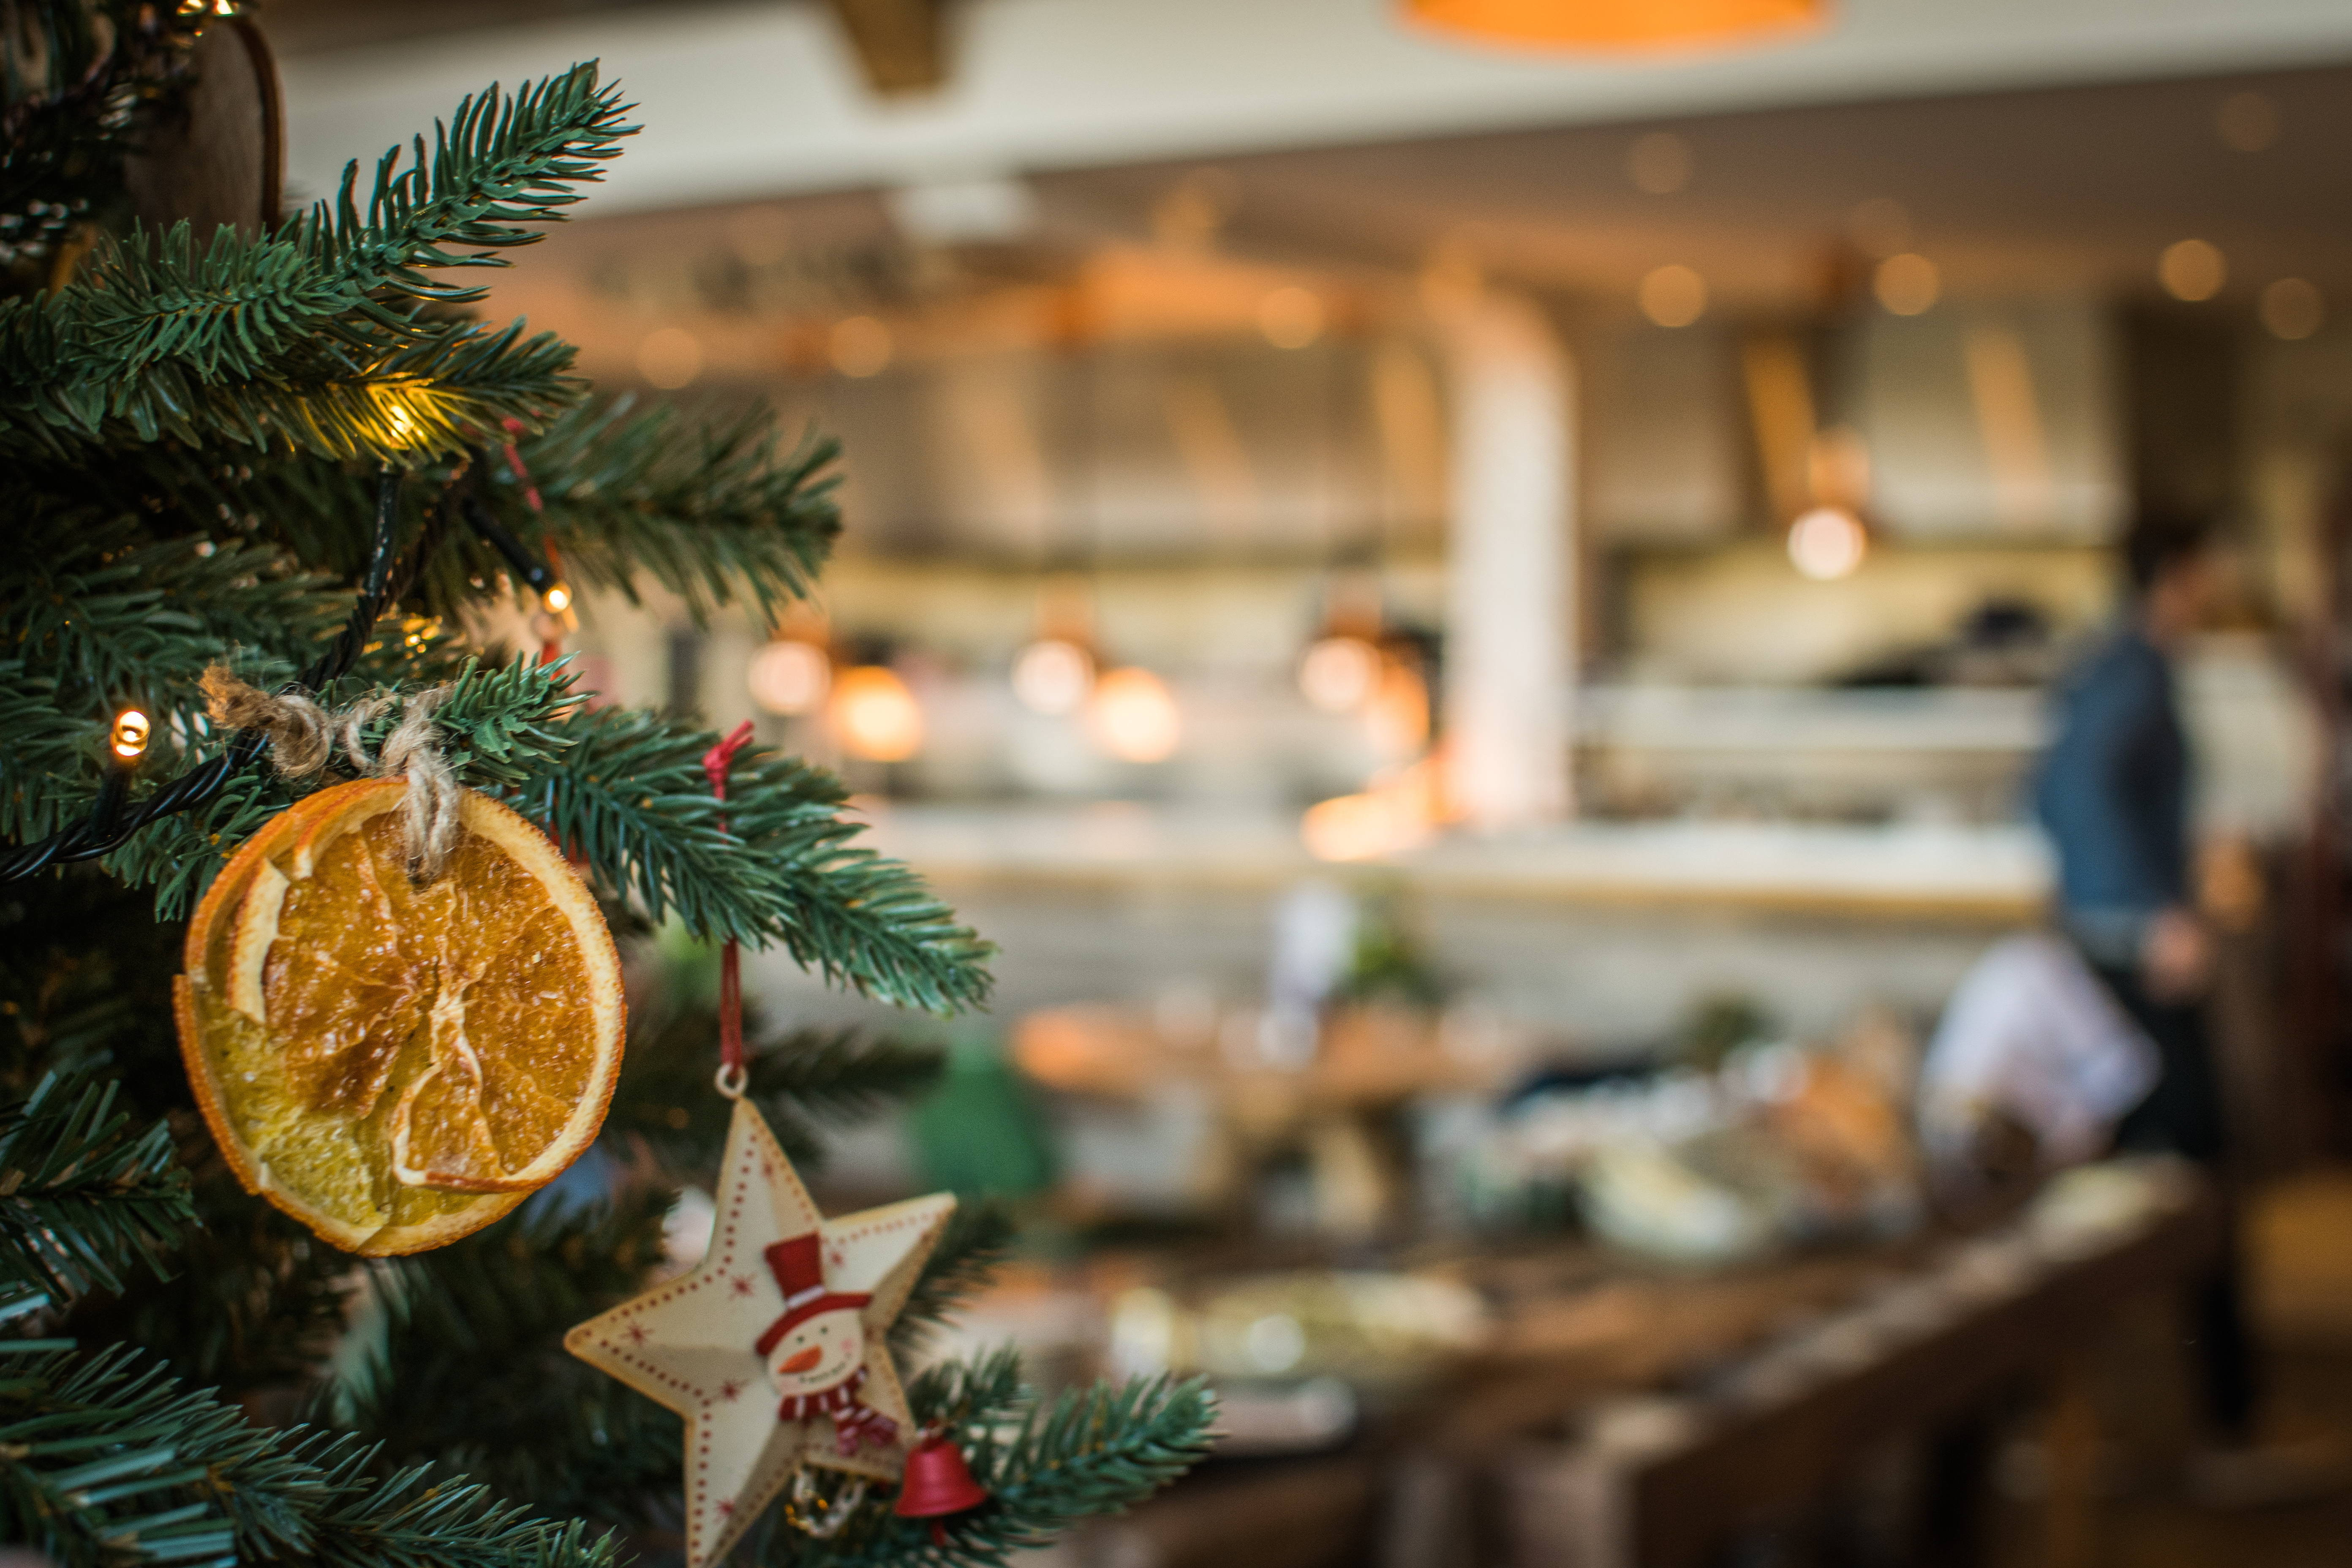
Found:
<box><xmin>858</xmin><ymin>804</ymin><xmax>2050</xmax><ymax>921</ymax></box>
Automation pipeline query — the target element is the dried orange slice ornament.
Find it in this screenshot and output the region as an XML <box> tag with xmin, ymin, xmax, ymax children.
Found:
<box><xmin>174</xmin><ymin>778</ymin><xmax>624</xmax><ymax>1254</ymax></box>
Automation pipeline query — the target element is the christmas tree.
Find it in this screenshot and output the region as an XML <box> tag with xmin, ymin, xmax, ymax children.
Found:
<box><xmin>0</xmin><ymin>5</ymin><xmax>1212</xmax><ymax>1565</ymax></box>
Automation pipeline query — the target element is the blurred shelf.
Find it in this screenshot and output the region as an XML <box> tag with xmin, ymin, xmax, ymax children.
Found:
<box><xmin>1601</xmin><ymin>535</ymin><xmax>2113</xmax><ymax>559</ymax></box>
<box><xmin>1579</xmin><ymin>683</ymin><xmax>2044</xmax><ymax>754</ymax></box>
<box><xmin>860</xmin><ymin>803</ymin><xmax>2049</xmax><ymax>920</ymax></box>
<box><xmin>830</xmin><ymin>540</ymin><xmax>1447</xmax><ymax>574</ymax></box>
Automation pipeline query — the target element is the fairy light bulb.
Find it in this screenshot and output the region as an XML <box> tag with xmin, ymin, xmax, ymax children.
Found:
<box><xmin>828</xmin><ymin>667</ymin><xmax>924</xmax><ymax>762</ymax></box>
<box><xmin>1011</xmin><ymin>638</ymin><xmax>1094</xmax><ymax>716</ymax></box>
<box><xmin>542</xmin><ymin>583</ymin><xmax>572</xmax><ymax>614</ymax></box>
<box><xmin>1087</xmin><ymin>667</ymin><xmax>1181</xmax><ymax>763</ymax></box>
<box><xmin>112</xmin><ymin>708</ymin><xmax>151</xmax><ymax>760</ymax></box>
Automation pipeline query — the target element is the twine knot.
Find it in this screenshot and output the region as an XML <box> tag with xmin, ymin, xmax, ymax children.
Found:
<box><xmin>200</xmin><ymin>665</ymin><xmax>330</xmax><ymax>777</ymax></box>
<box><xmin>202</xmin><ymin>665</ymin><xmax>462</xmax><ymax>882</ymax></box>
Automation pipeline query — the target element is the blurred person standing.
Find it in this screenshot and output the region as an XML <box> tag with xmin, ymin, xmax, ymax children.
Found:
<box><xmin>2035</xmin><ymin>513</ymin><xmax>2337</xmax><ymax>1501</ymax></box>
<box><xmin>2037</xmin><ymin>513</ymin><xmax>2226</xmax><ymax>1161</ymax></box>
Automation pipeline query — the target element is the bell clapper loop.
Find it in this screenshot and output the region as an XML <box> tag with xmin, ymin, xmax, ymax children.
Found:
<box><xmin>787</xmin><ymin>1468</ymin><xmax>868</xmax><ymax>1538</ymax></box>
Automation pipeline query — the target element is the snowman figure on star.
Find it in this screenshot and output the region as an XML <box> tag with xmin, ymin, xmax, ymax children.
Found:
<box><xmin>757</xmin><ymin>1233</ymin><xmax>900</xmax><ymax>1455</ymax></box>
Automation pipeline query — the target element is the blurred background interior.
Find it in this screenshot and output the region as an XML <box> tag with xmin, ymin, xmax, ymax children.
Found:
<box><xmin>274</xmin><ymin>2</ymin><xmax>2352</xmax><ymax>1564</ymax></box>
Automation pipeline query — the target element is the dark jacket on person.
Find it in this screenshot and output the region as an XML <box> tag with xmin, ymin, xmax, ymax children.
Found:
<box><xmin>2032</xmin><ymin>623</ymin><xmax>2189</xmax><ymax>964</ymax></box>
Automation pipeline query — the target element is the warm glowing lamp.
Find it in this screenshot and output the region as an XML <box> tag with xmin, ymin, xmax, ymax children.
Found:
<box><xmin>1011</xmin><ymin>638</ymin><xmax>1094</xmax><ymax>716</ymax></box>
<box><xmin>1404</xmin><ymin>0</ymin><xmax>1824</xmax><ymax>51</ymax></box>
<box><xmin>1087</xmin><ymin>667</ymin><xmax>1181</xmax><ymax>764</ymax></box>
<box><xmin>542</xmin><ymin>583</ymin><xmax>573</xmax><ymax>614</ymax></box>
<box><xmin>1013</xmin><ymin>573</ymin><xmax>1101</xmax><ymax>716</ymax></box>
<box><xmin>828</xmin><ymin>666</ymin><xmax>924</xmax><ymax>762</ymax></box>
<box><xmin>1301</xmin><ymin>760</ymin><xmax>1443</xmax><ymax>862</ymax></box>
<box><xmin>747</xmin><ymin>639</ymin><xmax>833</xmax><ymax>716</ymax></box>
<box><xmin>1787</xmin><ymin>505</ymin><xmax>1867</xmax><ymax>581</ymax></box>
<box><xmin>1364</xmin><ymin>661</ymin><xmax>1431</xmax><ymax>756</ymax></box>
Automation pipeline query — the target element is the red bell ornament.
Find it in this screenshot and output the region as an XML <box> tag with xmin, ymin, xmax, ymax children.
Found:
<box><xmin>894</xmin><ymin>1428</ymin><xmax>989</xmax><ymax>1542</ymax></box>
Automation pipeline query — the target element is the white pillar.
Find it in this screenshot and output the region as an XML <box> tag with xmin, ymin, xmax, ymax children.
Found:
<box><xmin>1440</xmin><ymin>292</ymin><xmax>1574</xmax><ymax>831</ymax></box>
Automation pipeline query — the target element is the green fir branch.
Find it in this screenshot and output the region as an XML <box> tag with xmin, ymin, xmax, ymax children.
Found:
<box><xmin>888</xmin><ymin>1200</ymin><xmax>1017</xmax><ymax>1357</ymax></box>
<box><xmin>606</xmin><ymin>980</ymin><xmax>944</xmax><ymax>1183</ymax></box>
<box><xmin>6</xmin><ymin>874</ymin><xmax>353</xmax><ymax>1401</ymax></box>
<box><xmin>748</xmin><ymin>1028</ymin><xmax>947</xmax><ymax>1127</ymax></box>
<box><xmin>0</xmin><ymin>661</ymin><xmax>88</xmax><ymax>842</ymax></box>
<box><xmin>514</xmin><ymin>711</ymin><xmax>994</xmax><ymax>1014</ymax></box>
<box><xmin>88</xmin><ymin>654</ymin><xmax>577</xmax><ymax>919</ymax></box>
<box><xmin>498</xmin><ymin>397</ymin><xmax>842</xmax><ymax>626</ymax></box>
<box><xmin>302</xmin><ymin>65</ymin><xmax>635</xmax><ymax>309</ymax></box>
<box><xmin>8</xmin><ymin>394</ymin><xmax>838</xmax><ymax>636</ymax></box>
<box><xmin>98</xmin><ymin>768</ymin><xmax>292</xmax><ymax>923</ymax></box>
<box><xmin>0</xmin><ymin>304</ymin><xmax>588</xmax><ymax>463</ymax></box>
<box><xmin>332</xmin><ymin>653</ymin><xmax>583</xmax><ymax>789</ymax></box>
<box><xmin>777</xmin><ymin>1353</ymin><xmax>1217</xmax><ymax>1568</ymax></box>
<box><xmin>65</xmin><ymin>1184</ymin><xmax>356</xmax><ymax>1402</ymax></box>
<box><xmin>0</xmin><ymin>1342</ymin><xmax>622</xmax><ymax>1568</ymax></box>
<box><xmin>331</xmin><ymin>1192</ymin><xmax>682</xmax><ymax>1527</ymax></box>
<box><xmin>0</xmin><ymin>63</ymin><xmax>634</xmax><ymax>464</ymax></box>
<box><xmin>0</xmin><ymin>1069</ymin><xmax>194</xmax><ymax>1303</ymax></box>
<box><xmin>0</xmin><ymin>516</ymin><xmax>348</xmax><ymax>841</ymax></box>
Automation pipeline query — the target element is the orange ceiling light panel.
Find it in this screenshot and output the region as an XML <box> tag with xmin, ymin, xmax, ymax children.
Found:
<box><xmin>1405</xmin><ymin>0</ymin><xmax>1824</xmax><ymax>51</ymax></box>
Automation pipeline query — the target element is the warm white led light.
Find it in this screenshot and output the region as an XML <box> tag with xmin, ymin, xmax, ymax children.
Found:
<box><xmin>112</xmin><ymin>708</ymin><xmax>151</xmax><ymax>760</ymax></box>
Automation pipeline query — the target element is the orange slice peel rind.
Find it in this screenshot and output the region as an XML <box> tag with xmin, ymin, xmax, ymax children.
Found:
<box><xmin>176</xmin><ymin>778</ymin><xmax>625</xmax><ymax>1255</ymax></box>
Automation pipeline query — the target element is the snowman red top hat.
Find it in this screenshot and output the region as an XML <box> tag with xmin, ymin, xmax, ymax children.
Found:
<box><xmin>754</xmin><ymin>1234</ymin><xmax>874</xmax><ymax>1357</ymax></box>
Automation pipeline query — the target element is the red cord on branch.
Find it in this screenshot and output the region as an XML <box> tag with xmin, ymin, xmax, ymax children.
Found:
<box><xmin>536</xmin><ymin>538</ymin><xmax>569</xmax><ymax>667</ymax></box>
<box><xmin>498</xmin><ymin>416</ymin><xmax>545</xmax><ymax>514</ymax></box>
<box><xmin>702</xmin><ymin>720</ymin><xmax>757</xmax><ymax>1080</ymax></box>
<box><xmin>496</xmin><ymin>418</ymin><xmax>568</xmax><ymax>665</ymax></box>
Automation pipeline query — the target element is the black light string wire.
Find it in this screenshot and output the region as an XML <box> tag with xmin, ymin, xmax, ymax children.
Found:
<box><xmin>0</xmin><ymin>461</ymin><xmax>561</xmax><ymax>885</ymax></box>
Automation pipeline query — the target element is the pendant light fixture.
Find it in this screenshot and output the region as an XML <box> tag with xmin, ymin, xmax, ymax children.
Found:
<box><xmin>1404</xmin><ymin>0</ymin><xmax>1823</xmax><ymax>52</ymax></box>
<box><xmin>1023</xmin><ymin>351</ymin><xmax>1184</xmax><ymax>766</ymax></box>
<box><xmin>748</xmin><ymin>637</ymin><xmax>833</xmax><ymax>714</ymax></box>
<box><xmin>1786</xmin><ymin>504</ymin><xmax>1867</xmax><ymax>580</ymax></box>
<box><xmin>1299</xmin><ymin>633</ymin><xmax>1383</xmax><ymax>713</ymax></box>
<box><xmin>829</xmin><ymin>664</ymin><xmax>925</xmax><ymax>762</ymax></box>
<box><xmin>1298</xmin><ymin>363</ymin><xmax>1384</xmax><ymax>719</ymax></box>
<box><xmin>1012</xmin><ymin>637</ymin><xmax>1094</xmax><ymax>715</ymax></box>
<box><xmin>1088</xmin><ymin>665</ymin><xmax>1183</xmax><ymax>764</ymax></box>
<box><xmin>1785</xmin><ymin>425</ymin><xmax>1871</xmax><ymax>581</ymax></box>
<box><xmin>749</xmin><ymin>606</ymin><xmax>837</xmax><ymax>717</ymax></box>
<box><xmin>1010</xmin><ymin>571</ymin><xmax>1098</xmax><ymax>716</ymax></box>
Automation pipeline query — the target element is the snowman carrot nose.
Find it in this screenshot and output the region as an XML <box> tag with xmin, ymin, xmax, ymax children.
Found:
<box><xmin>779</xmin><ymin>1347</ymin><xmax>824</xmax><ymax>1374</ymax></box>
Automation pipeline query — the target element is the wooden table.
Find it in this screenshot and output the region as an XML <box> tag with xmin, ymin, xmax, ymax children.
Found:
<box><xmin>1092</xmin><ymin>1170</ymin><xmax>2219</xmax><ymax>1568</ymax></box>
<box><xmin>1501</xmin><ymin>1173</ymin><xmax>2220</xmax><ymax>1568</ymax></box>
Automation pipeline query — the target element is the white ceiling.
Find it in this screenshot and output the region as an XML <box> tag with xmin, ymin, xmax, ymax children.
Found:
<box><xmin>278</xmin><ymin>0</ymin><xmax>2352</xmax><ymax>216</ymax></box>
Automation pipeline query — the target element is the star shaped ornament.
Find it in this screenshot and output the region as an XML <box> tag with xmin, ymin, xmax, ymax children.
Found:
<box><xmin>566</xmin><ymin>1100</ymin><xmax>955</xmax><ymax>1568</ymax></box>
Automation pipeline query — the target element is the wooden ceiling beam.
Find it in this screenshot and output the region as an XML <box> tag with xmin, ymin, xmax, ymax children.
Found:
<box><xmin>824</xmin><ymin>0</ymin><xmax>949</xmax><ymax>95</ymax></box>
